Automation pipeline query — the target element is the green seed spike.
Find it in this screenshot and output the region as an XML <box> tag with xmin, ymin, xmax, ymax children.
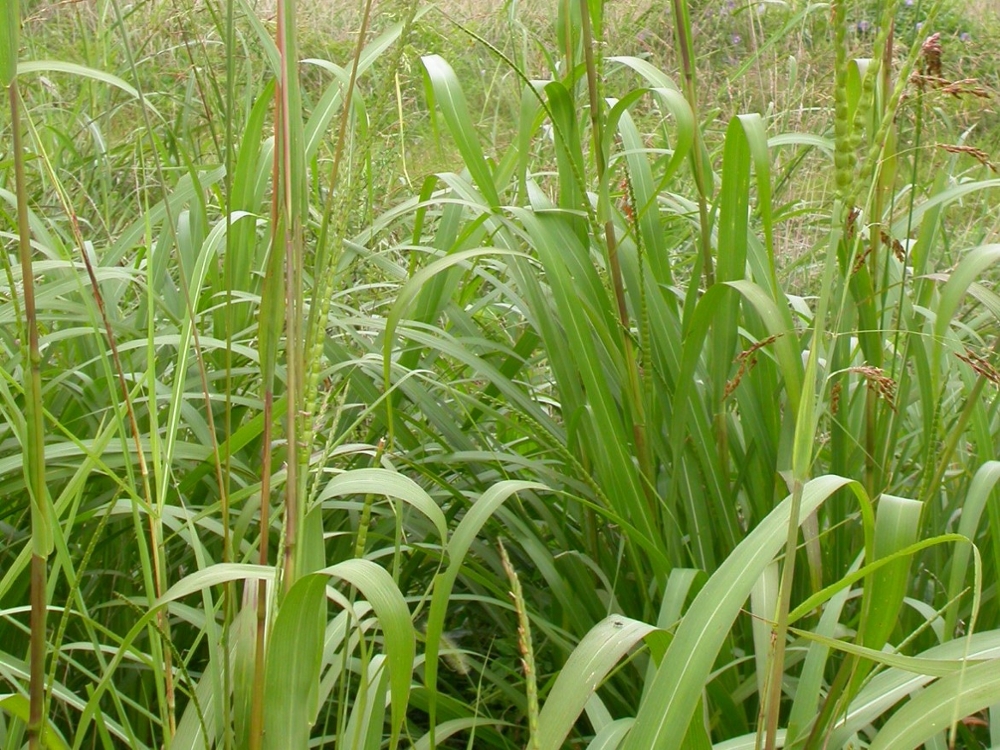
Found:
<box><xmin>832</xmin><ymin>0</ymin><xmax>854</xmax><ymax>197</ymax></box>
<box><xmin>0</xmin><ymin>0</ymin><xmax>18</xmax><ymax>87</ymax></box>
<box><xmin>845</xmin><ymin>0</ymin><xmax>945</xmax><ymax>212</ymax></box>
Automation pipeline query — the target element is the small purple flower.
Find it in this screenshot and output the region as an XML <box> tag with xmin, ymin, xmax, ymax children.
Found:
<box><xmin>960</xmin><ymin>32</ymin><xmax>971</xmax><ymax>42</ymax></box>
<box><xmin>915</xmin><ymin>21</ymin><xmax>923</xmax><ymax>31</ymax></box>
<box><xmin>730</xmin><ymin>33</ymin><xmax>742</xmax><ymax>45</ymax></box>
<box><xmin>857</xmin><ymin>19</ymin><xmax>871</xmax><ymax>34</ymax></box>
<box><xmin>904</xmin><ymin>0</ymin><xmax>913</xmax><ymax>5</ymax></box>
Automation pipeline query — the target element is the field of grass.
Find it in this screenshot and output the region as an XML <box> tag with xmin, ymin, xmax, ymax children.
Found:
<box><xmin>4</xmin><ymin>0</ymin><xmax>1000</xmax><ymax>748</ymax></box>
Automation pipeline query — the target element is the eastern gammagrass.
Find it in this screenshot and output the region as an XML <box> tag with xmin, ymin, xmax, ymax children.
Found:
<box><xmin>4</xmin><ymin>0</ymin><xmax>1000</xmax><ymax>747</ymax></box>
<box><xmin>369</xmin><ymin>0</ymin><xmax>1000</xmax><ymax>748</ymax></box>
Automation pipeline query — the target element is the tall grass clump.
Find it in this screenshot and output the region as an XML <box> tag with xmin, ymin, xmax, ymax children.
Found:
<box><xmin>2</xmin><ymin>0</ymin><xmax>1000</xmax><ymax>747</ymax></box>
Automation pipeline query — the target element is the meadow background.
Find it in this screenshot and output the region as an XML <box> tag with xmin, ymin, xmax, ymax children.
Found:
<box><xmin>3</xmin><ymin>0</ymin><xmax>1000</xmax><ymax>747</ymax></box>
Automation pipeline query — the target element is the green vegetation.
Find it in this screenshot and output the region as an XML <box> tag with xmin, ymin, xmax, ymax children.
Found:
<box><xmin>3</xmin><ymin>0</ymin><xmax>1000</xmax><ymax>747</ymax></box>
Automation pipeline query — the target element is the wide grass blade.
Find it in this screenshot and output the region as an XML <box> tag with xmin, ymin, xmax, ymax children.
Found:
<box><xmin>262</xmin><ymin>574</ymin><xmax>327</xmax><ymax>750</ymax></box>
<box><xmin>867</xmin><ymin>659</ymin><xmax>1000</xmax><ymax>750</ymax></box>
<box><xmin>945</xmin><ymin>461</ymin><xmax>1000</xmax><ymax>637</ymax></box>
<box><xmin>317</xmin><ymin>468</ymin><xmax>448</xmax><ymax>543</ymax></box>
<box><xmin>423</xmin><ymin>481</ymin><xmax>546</xmax><ymax>744</ymax></box>
<box><xmin>421</xmin><ymin>54</ymin><xmax>500</xmax><ymax>210</ymax></box>
<box><xmin>860</xmin><ymin>495</ymin><xmax>922</xmax><ymax>653</ymax></box>
<box><xmin>536</xmin><ymin>615</ymin><xmax>657</xmax><ymax>750</ymax></box>
<box><xmin>621</xmin><ymin>476</ymin><xmax>859</xmax><ymax>749</ymax></box>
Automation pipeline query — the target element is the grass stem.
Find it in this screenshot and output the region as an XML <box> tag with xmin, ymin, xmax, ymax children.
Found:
<box><xmin>9</xmin><ymin>76</ymin><xmax>51</xmax><ymax>750</ymax></box>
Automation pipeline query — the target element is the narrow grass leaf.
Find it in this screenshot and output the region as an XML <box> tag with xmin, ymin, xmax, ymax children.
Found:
<box><xmin>514</xmin><ymin>207</ymin><xmax>657</xmax><ymax>541</ymax></box>
<box><xmin>382</xmin><ymin>246</ymin><xmax>528</xmax><ymax>406</ymax></box>
<box><xmin>889</xmin><ymin>180</ymin><xmax>1000</xmax><ymax>237</ymax></box>
<box><xmin>931</xmin><ymin>244</ymin><xmax>1000</xmax><ymax>369</ymax></box>
<box><xmin>543</xmin><ymin>80</ymin><xmax>588</xmax><ymax>241</ymax></box>
<box><xmin>17</xmin><ymin>61</ymin><xmax>153</xmax><ymax>114</ymax></box>
<box><xmin>413</xmin><ymin>718</ymin><xmax>512</xmax><ymax>750</ymax></box>
<box><xmin>784</xmin><ymin>556</ymin><xmax>857</xmax><ymax>745</ymax></box>
<box><xmin>615</xmin><ymin>105</ymin><xmax>684</xmax><ymax>290</ymax></box>
<box><xmin>787</xmin><ymin>534</ymin><xmax>967</xmax><ymax>626</ymax></box>
<box><xmin>301</xmin><ymin>19</ymin><xmax>409</xmax><ymax>158</ymax></box>
<box><xmin>826</xmin><ymin>631</ymin><xmax>1000</xmax><ymax>747</ymax></box>
<box><xmin>342</xmin><ymin>655</ymin><xmax>390</xmax><ymax>750</ymax></box>
<box><xmin>586</xmin><ymin>718</ymin><xmax>634</xmax><ymax>750</ymax></box>
<box><xmin>788</xmin><ymin>627</ymin><xmax>986</xmax><ymax>677</ymax></box>
<box><xmin>750</xmin><ymin>562</ymin><xmax>779</xmax><ymax>703</ymax></box>
<box><xmin>234</xmin><ymin>0</ymin><xmax>280</xmax><ymax>74</ymax></box>
<box><xmin>157</xmin><ymin>564</ymin><xmax>275</xmax><ymax>606</ymax></box>
<box><xmin>713</xmin><ymin>116</ymin><xmax>755</xmax><ymax>409</ymax></box>
<box><xmin>607</xmin><ymin>57</ymin><xmax>682</xmax><ymax>91</ymax></box>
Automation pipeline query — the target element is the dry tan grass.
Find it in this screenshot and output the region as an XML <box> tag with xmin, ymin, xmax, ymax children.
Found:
<box><xmin>965</xmin><ymin>0</ymin><xmax>999</xmax><ymax>21</ymax></box>
<box><xmin>246</xmin><ymin>0</ymin><xmax>655</xmax><ymax>45</ymax></box>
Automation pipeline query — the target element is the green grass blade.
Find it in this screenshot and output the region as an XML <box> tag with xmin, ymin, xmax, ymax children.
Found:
<box><xmin>945</xmin><ymin>461</ymin><xmax>1000</xmax><ymax>637</ymax></box>
<box><xmin>536</xmin><ymin>616</ymin><xmax>657</xmax><ymax>750</ymax></box>
<box><xmin>750</xmin><ymin>562</ymin><xmax>779</xmax><ymax>704</ymax></box>
<box><xmin>789</xmin><ymin>627</ymin><xmax>986</xmax><ymax>677</ymax></box>
<box><xmin>787</xmin><ymin>535</ymin><xmax>965</xmax><ymax>626</ymax></box>
<box><xmin>860</xmin><ymin>495</ymin><xmax>922</xmax><ymax>653</ymax></box>
<box><xmin>301</xmin><ymin>21</ymin><xmax>407</xmax><ymax>160</ymax></box>
<box><xmin>424</xmin><ymin>481</ymin><xmax>546</xmax><ymax>745</ymax></box>
<box><xmin>587</xmin><ymin>719</ymin><xmax>634</xmax><ymax>750</ymax></box>
<box><xmin>867</xmin><ymin>659</ymin><xmax>1000</xmax><ymax>750</ymax></box>
<box><xmin>889</xmin><ymin>180</ymin><xmax>1000</xmax><ymax>239</ymax></box>
<box><xmin>825</xmin><ymin>631</ymin><xmax>1000</xmax><ymax>747</ymax></box>
<box><xmin>420</xmin><ymin>54</ymin><xmax>500</xmax><ymax>210</ymax></box>
<box><xmin>316</xmin><ymin>468</ymin><xmax>448</xmax><ymax>544</ymax></box>
<box><xmin>413</xmin><ymin>718</ymin><xmax>512</xmax><ymax>750</ymax></box>
<box><xmin>262</xmin><ymin>574</ymin><xmax>327</xmax><ymax>750</ymax></box>
<box><xmin>543</xmin><ymin>79</ymin><xmax>588</xmax><ymax>242</ymax></box>
<box><xmin>0</xmin><ymin>0</ymin><xmax>17</xmax><ymax>87</ymax></box>
<box><xmin>932</xmin><ymin>244</ymin><xmax>1000</xmax><ymax>372</ymax></box>
<box><xmin>17</xmin><ymin>60</ymin><xmax>155</xmax><ymax>114</ymax></box>
<box><xmin>319</xmin><ymin>559</ymin><xmax>414</xmax><ymax>750</ymax></box>
<box><xmin>621</xmin><ymin>475</ymin><xmax>858</xmax><ymax>750</ymax></box>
